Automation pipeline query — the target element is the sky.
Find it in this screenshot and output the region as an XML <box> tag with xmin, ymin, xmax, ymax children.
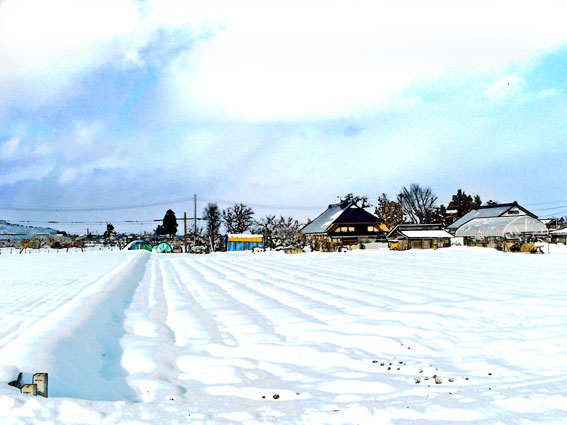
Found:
<box><xmin>1</xmin><ymin>0</ymin><xmax>567</xmax><ymax>233</ymax></box>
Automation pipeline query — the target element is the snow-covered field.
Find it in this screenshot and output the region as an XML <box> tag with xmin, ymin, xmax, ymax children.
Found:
<box><xmin>0</xmin><ymin>247</ymin><xmax>566</xmax><ymax>424</ymax></box>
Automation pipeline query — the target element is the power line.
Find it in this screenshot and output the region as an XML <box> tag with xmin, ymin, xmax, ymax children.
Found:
<box><xmin>531</xmin><ymin>205</ymin><xmax>567</xmax><ymax>212</ymax></box>
<box><xmin>525</xmin><ymin>199</ymin><xmax>567</xmax><ymax>206</ymax></box>
<box><xmin>0</xmin><ymin>196</ymin><xmax>320</xmax><ymax>212</ymax></box>
<box><xmin>0</xmin><ymin>196</ymin><xmax>200</xmax><ymax>212</ymax></box>
<box><xmin>12</xmin><ymin>218</ymin><xmax>205</xmax><ymax>225</ymax></box>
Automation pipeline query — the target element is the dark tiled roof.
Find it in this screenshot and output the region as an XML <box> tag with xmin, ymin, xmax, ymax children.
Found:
<box><xmin>301</xmin><ymin>202</ymin><xmax>383</xmax><ymax>234</ymax></box>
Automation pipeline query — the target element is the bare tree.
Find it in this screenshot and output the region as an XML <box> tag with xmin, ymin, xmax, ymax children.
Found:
<box><xmin>338</xmin><ymin>193</ymin><xmax>371</xmax><ymax>208</ymax></box>
<box><xmin>397</xmin><ymin>184</ymin><xmax>438</xmax><ymax>224</ymax></box>
<box><xmin>255</xmin><ymin>215</ymin><xmax>277</xmax><ymax>249</ymax></box>
<box><xmin>273</xmin><ymin>216</ymin><xmax>304</xmax><ymax>248</ymax></box>
<box><xmin>222</xmin><ymin>203</ymin><xmax>254</xmax><ymax>234</ymax></box>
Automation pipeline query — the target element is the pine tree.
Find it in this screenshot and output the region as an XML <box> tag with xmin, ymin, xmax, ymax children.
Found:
<box><xmin>202</xmin><ymin>203</ymin><xmax>222</xmax><ymax>252</ymax></box>
<box><xmin>157</xmin><ymin>209</ymin><xmax>178</xmax><ymax>237</ymax></box>
<box><xmin>375</xmin><ymin>193</ymin><xmax>403</xmax><ymax>228</ymax></box>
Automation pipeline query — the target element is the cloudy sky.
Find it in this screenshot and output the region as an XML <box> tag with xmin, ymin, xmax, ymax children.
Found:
<box><xmin>1</xmin><ymin>0</ymin><xmax>567</xmax><ymax>233</ymax></box>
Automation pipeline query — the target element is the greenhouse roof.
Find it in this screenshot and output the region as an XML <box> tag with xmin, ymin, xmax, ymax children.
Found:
<box><xmin>455</xmin><ymin>216</ymin><xmax>548</xmax><ymax>238</ymax></box>
<box><xmin>447</xmin><ymin>205</ymin><xmax>514</xmax><ymax>230</ymax></box>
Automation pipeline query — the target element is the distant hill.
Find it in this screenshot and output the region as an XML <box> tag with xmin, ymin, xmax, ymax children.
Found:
<box><xmin>0</xmin><ymin>220</ymin><xmax>59</xmax><ymax>239</ymax></box>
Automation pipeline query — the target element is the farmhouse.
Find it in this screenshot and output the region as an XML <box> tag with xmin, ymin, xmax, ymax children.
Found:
<box><xmin>387</xmin><ymin>224</ymin><xmax>453</xmax><ymax>250</ymax></box>
<box><xmin>301</xmin><ymin>201</ymin><xmax>388</xmax><ymax>251</ymax></box>
<box><xmin>448</xmin><ymin>202</ymin><xmax>548</xmax><ymax>247</ymax></box>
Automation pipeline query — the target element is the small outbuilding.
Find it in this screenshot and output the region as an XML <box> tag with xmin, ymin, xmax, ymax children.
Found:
<box><xmin>550</xmin><ymin>227</ymin><xmax>567</xmax><ymax>245</ymax></box>
<box><xmin>126</xmin><ymin>240</ymin><xmax>152</xmax><ymax>252</ymax></box>
<box><xmin>225</xmin><ymin>234</ymin><xmax>264</xmax><ymax>251</ymax></box>
<box><xmin>153</xmin><ymin>242</ymin><xmax>172</xmax><ymax>253</ymax></box>
<box><xmin>387</xmin><ymin>224</ymin><xmax>453</xmax><ymax>250</ymax></box>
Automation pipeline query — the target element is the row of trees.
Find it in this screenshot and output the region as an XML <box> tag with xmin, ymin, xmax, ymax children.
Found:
<box><xmin>153</xmin><ymin>203</ymin><xmax>304</xmax><ymax>252</ymax></box>
<box><xmin>202</xmin><ymin>203</ymin><xmax>304</xmax><ymax>252</ymax></box>
<box><xmin>343</xmin><ymin>185</ymin><xmax>487</xmax><ymax>227</ymax></box>
<box><xmin>151</xmin><ymin>185</ymin><xmax>493</xmax><ymax>252</ymax></box>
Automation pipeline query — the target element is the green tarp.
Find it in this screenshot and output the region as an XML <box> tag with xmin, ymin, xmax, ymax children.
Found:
<box><xmin>153</xmin><ymin>242</ymin><xmax>172</xmax><ymax>253</ymax></box>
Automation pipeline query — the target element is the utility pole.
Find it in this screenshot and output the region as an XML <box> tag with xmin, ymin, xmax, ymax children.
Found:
<box><xmin>193</xmin><ymin>194</ymin><xmax>197</xmax><ymax>246</ymax></box>
<box><xmin>184</xmin><ymin>212</ymin><xmax>187</xmax><ymax>253</ymax></box>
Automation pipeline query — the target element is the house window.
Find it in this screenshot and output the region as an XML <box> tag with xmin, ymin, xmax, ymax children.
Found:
<box><xmin>335</xmin><ymin>226</ymin><xmax>355</xmax><ymax>233</ymax></box>
<box><xmin>367</xmin><ymin>225</ymin><xmax>379</xmax><ymax>232</ymax></box>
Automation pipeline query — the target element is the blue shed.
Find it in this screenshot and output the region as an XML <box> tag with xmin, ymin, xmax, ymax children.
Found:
<box><xmin>225</xmin><ymin>234</ymin><xmax>264</xmax><ymax>251</ymax></box>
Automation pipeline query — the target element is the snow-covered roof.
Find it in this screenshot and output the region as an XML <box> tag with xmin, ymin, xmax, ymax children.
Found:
<box><xmin>301</xmin><ymin>202</ymin><xmax>384</xmax><ymax>234</ymax></box>
<box><xmin>447</xmin><ymin>205</ymin><xmax>514</xmax><ymax>230</ymax></box>
<box><xmin>455</xmin><ymin>216</ymin><xmax>548</xmax><ymax>238</ymax></box>
<box><xmin>227</xmin><ymin>234</ymin><xmax>263</xmax><ymax>239</ymax></box>
<box><xmin>400</xmin><ymin>230</ymin><xmax>454</xmax><ymax>239</ymax></box>
<box><xmin>301</xmin><ymin>203</ymin><xmax>351</xmax><ymax>234</ymax></box>
<box><xmin>551</xmin><ymin>228</ymin><xmax>567</xmax><ymax>235</ymax></box>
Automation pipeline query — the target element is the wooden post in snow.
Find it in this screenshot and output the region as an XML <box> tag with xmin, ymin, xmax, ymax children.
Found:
<box><xmin>184</xmin><ymin>212</ymin><xmax>188</xmax><ymax>254</ymax></box>
<box><xmin>21</xmin><ymin>384</ymin><xmax>37</xmax><ymax>396</ymax></box>
<box><xmin>33</xmin><ymin>373</ymin><xmax>48</xmax><ymax>398</ymax></box>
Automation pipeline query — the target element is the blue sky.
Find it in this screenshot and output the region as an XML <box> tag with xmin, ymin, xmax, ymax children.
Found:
<box><xmin>1</xmin><ymin>0</ymin><xmax>567</xmax><ymax>233</ymax></box>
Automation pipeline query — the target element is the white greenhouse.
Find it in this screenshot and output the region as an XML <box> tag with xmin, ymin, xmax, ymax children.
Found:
<box><xmin>454</xmin><ymin>216</ymin><xmax>549</xmax><ymax>239</ymax></box>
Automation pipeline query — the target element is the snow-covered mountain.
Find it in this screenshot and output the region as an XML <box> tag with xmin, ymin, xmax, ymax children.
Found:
<box><xmin>0</xmin><ymin>220</ymin><xmax>59</xmax><ymax>238</ymax></box>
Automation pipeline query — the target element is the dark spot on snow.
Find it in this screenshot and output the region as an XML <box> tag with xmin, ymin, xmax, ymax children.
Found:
<box><xmin>488</xmin><ymin>373</ymin><xmax>492</xmax><ymax>376</ymax></box>
<box><xmin>262</xmin><ymin>396</ymin><xmax>266</xmax><ymax>399</ymax></box>
<box><xmin>273</xmin><ymin>394</ymin><xmax>280</xmax><ymax>399</ymax></box>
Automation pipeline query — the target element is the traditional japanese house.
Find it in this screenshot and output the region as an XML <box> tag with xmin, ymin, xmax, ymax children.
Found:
<box><xmin>387</xmin><ymin>224</ymin><xmax>453</xmax><ymax>250</ymax></box>
<box><xmin>300</xmin><ymin>201</ymin><xmax>389</xmax><ymax>251</ymax></box>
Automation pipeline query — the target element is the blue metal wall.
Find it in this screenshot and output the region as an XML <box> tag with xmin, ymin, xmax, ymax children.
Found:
<box><xmin>226</xmin><ymin>241</ymin><xmax>264</xmax><ymax>251</ymax></box>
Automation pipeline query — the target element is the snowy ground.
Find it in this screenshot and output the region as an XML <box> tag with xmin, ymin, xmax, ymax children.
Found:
<box><xmin>0</xmin><ymin>247</ymin><xmax>566</xmax><ymax>424</ymax></box>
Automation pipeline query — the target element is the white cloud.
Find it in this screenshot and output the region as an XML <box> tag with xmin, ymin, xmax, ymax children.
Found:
<box><xmin>2</xmin><ymin>0</ymin><xmax>566</xmax><ymax>119</ymax></box>
<box><xmin>485</xmin><ymin>76</ymin><xmax>526</xmax><ymax>101</ymax></box>
<box><xmin>0</xmin><ymin>137</ymin><xmax>20</xmax><ymax>160</ymax></box>
<box><xmin>0</xmin><ymin>0</ymin><xmax>214</xmax><ymax>110</ymax></box>
<box><xmin>484</xmin><ymin>75</ymin><xmax>558</xmax><ymax>104</ymax></box>
<box><xmin>166</xmin><ymin>0</ymin><xmax>567</xmax><ymax>120</ymax></box>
